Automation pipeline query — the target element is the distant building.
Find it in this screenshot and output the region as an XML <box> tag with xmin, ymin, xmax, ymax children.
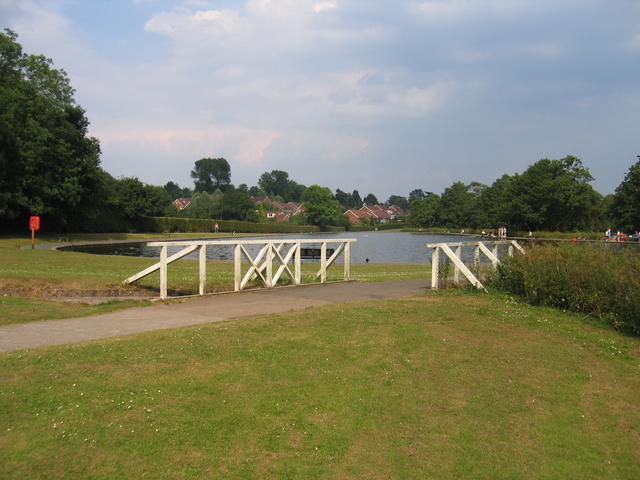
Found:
<box><xmin>344</xmin><ymin>204</ymin><xmax>407</xmax><ymax>224</ymax></box>
<box><xmin>251</xmin><ymin>196</ymin><xmax>306</xmax><ymax>222</ymax></box>
<box><xmin>172</xmin><ymin>197</ymin><xmax>192</xmax><ymax>211</ymax></box>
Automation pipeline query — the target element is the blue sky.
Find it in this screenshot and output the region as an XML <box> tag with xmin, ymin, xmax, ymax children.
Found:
<box><xmin>2</xmin><ymin>0</ymin><xmax>639</xmax><ymax>200</ymax></box>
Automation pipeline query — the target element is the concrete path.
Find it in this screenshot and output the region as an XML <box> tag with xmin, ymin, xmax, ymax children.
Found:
<box><xmin>0</xmin><ymin>279</ymin><xmax>428</xmax><ymax>353</ymax></box>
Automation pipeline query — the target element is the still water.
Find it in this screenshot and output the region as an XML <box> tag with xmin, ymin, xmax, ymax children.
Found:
<box><xmin>62</xmin><ymin>232</ymin><xmax>491</xmax><ymax>264</ymax></box>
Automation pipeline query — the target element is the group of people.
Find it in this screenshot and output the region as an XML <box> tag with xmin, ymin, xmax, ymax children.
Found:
<box><xmin>604</xmin><ymin>229</ymin><xmax>640</xmax><ymax>242</ymax></box>
<box><xmin>480</xmin><ymin>227</ymin><xmax>509</xmax><ymax>238</ymax></box>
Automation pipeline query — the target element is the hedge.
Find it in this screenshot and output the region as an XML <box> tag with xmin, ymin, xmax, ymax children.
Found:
<box><xmin>136</xmin><ymin>216</ymin><xmax>317</xmax><ymax>234</ymax></box>
<box><xmin>349</xmin><ymin>223</ymin><xmax>405</xmax><ymax>232</ymax></box>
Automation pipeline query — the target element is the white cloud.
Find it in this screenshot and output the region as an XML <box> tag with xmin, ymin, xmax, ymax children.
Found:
<box><xmin>387</xmin><ymin>83</ymin><xmax>450</xmax><ymax>117</ymax></box>
<box><xmin>313</xmin><ymin>1</ymin><xmax>337</xmax><ymax>13</ymax></box>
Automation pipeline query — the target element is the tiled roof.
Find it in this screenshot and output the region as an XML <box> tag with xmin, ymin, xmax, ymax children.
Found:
<box><xmin>172</xmin><ymin>197</ymin><xmax>192</xmax><ymax>210</ymax></box>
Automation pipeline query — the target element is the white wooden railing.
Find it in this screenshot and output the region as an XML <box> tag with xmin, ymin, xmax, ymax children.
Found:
<box><xmin>123</xmin><ymin>238</ymin><xmax>357</xmax><ymax>300</ymax></box>
<box><xmin>427</xmin><ymin>240</ymin><xmax>524</xmax><ymax>291</ymax></box>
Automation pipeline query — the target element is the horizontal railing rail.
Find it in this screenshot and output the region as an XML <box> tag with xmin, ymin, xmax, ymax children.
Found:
<box><xmin>427</xmin><ymin>240</ymin><xmax>524</xmax><ymax>291</ymax></box>
<box><xmin>123</xmin><ymin>238</ymin><xmax>357</xmax><ymax>300</ymax></box>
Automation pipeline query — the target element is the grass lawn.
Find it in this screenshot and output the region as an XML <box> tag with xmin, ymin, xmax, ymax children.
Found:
<box><xmin>0</xmin><ymin>234</ymin><xmax>428</xmax><ymax>325</ymax></box>
<box><xmin>0</xmin><ymin>292</ymin><xmax>638</xmax><ymax>479</ymax></box>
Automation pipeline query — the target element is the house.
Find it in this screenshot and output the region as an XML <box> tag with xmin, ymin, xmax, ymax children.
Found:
<box><xmin>251</xmin><ymin>196</ymin><xmax>306</xmax><ymax>222</ymax></box>
<box><xmin>172</xmin><ymin>197</ymin><xmax>192</xmax><ymax>211</ymax></box>
<box><xmin>344</xmin><ymin>204</ymin><xmax>407</xmax><ymax>224</ymax></box>
<box><xmin>345</xmin><ymin>208</ymin><xmax>372</xmax><ymax>224</ymax></box>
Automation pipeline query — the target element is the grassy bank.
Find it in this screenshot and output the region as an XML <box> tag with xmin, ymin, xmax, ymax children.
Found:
<box><xmin>0</xmin><ymin>235</ymin><xmax>428</xmax><ymax>325</ymax></box>
<box><xmin>1</xmin><ymin>292</ymin><xmax>638</xmax><ymax>479</ymax></box>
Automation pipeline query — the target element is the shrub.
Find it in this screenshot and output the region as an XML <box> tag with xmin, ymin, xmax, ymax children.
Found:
<box><xmin>490</xmin><ymin>243</ymin><xmax>640</xmax><ymax>335</ymax></box>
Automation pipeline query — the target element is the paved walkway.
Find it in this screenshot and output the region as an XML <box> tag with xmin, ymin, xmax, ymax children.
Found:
<box><xmin>0</xmin><ymin>279</ymin><xmax>428</xmax><ymax>353</ymax></box>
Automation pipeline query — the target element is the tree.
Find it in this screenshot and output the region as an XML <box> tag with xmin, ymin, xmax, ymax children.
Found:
<box><xmin>387</xmin><ymin>195</ymin><xmax>409</xmax><ymax>211</ymax></box>
<box><xmin>248</xmin><ymin>185</ymin><xmax>266</xmax><ymax>197</ymax></box>
<box><xmin>508</xmin><ymin>156</ymin><xmax>602</xmax><ymax>231</ymax></box>
<box><xmin>409</xmin><ymin>189</ymin><xmax>428</xmax><ymax>202</ymax></box>
<box><xmin>191</xmin><ymin>157</ymin><xmax>231</xmax><ymax>193</ymax></box>
<box><xmin>610</xmin><ymin>158</ymin><xmax>640</xmax><ymax>231</ymax></box>
<box><xmin>334</xmin><ymin>189</ymin><xmax>352</xmax><ymax>209</ymax></box>
<box><xmin>0</xmin><ymin>29</ymin><xmax>104</xmax><ymax>230</ymax></box>
<box><xmin>163</xmin><ymin>181</ymin><xmax>190</xmax><ymax>200</ymax></box>
<box><xmin>301</xmin><ymin>185</ymin><xmax>343</xmax><ymax>228</ymax></box>
<box><xmin>351</xmin><ymin>190</ymin><xmax>362</xmax><ymax>208</ymax></box>
<box><xmin>407</xmin><ymin>193</ymin><xmax>440</xmax><ymax>227</ymax></box>
<box><xmin>258</xmin><ymin>170</ymin><xmax>306</xmax><ymax>201</ymax></box>
<box><xmin>111</xmin><ymin>177</ymin><xmax>170</xmax><ymax>220</ymax></box>
<box><xmin>181</xmin><ymin>192</ymin><xmax>219</xmax><ymax>219</ymax></box>
<box><xmin>217</xmin><ymin>191</ymin><xmax>258</xmax><ymax>222</ymax></box>
<box><xmin>437</xmin><ymin>182</ymin><xmax>473</xmax><ymax>228</ymax></box>
<box><xmin>363</xmin><ymin>193</ymin><xmax>378</xmax><ymax>205</ymax></box>
<box><xmin>476</xmin><ymin>174</ymin><xmax>516</xmax><ymax>228</ymax></box>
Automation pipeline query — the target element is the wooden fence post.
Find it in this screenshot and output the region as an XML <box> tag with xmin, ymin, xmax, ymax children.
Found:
<box><xmin>474</xmin><ymin>245</ymin><xmax>480</xmax><ymax>270</ymax></box>
<box><xmin>320</xmin><ymin>242</ymin><xmax>327</xmax><ymax>283</ymax></box>
<box><xmin>160</xmin><ymin>245</ymin><xmax>168</xmax><ymax>300</ymax></box>
<box><xmin>234</xmin><ymin>243</ymin><xmax>241</xmax><ymax>291</ymax></box>
<box><xmin>295</xmin><ymin>242</ymin><xmax>301</xmax><ymax>285</ymax></box>
<box><xmin>343</xmin><ymin>241</ymin><xmax>351</xmax><ymax>280</ymax></box>
<box><xmin>199</xmin><ymin>245</ymin><xmax>206</xmax><ymax>295</ymax></box>
<box><xmin>266</xmin><ymin>243</ymin><xmax>273</xmax><ymax>287</ymax></box>
<box><xmin>431</xmin><ymin>246</ymin><xmax>440</xmax><ymax>290</ymax></box>
<box><xmin>453</xmin><ymin>245</ymin><xmax>461</xmax><ymax>284</ymax></box>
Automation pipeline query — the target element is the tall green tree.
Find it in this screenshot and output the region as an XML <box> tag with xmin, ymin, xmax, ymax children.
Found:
<box><xmin>351</xmin><ymin>190</ymin><xmax>362</xmax><ymax>208</ymax></box>
<box><xmin>111</xmin><ymin>177</ymin><xmax>170</xmax><ymax>220</ymax></box>
<box><xmin>258</xmin><ymin>170</ymin><xmax>306</xmax><ymax>202</ymax></box>
<box><xmin>217</xmin><ymin>191</ymin><xmax>258</xmax><ymax>222</ymax></box>
<box><xmin>334</xmin><ymin>189</ymin><xmax>351</xmax><ymax>209</ymax></box>
<box><xmin>509</xmin><ymin>156</ymin><xmax>602</xmax><ymax>231</ymax></box>
<box><xmin>191</xmin><ymin>157</ymin><xmax>231</xmax><ymax>193</ymax></box>
<box><xmin>363</xmin><ymin>193</ymin><xmax>378</xmax><ymax>205</ymax></box>
<box><xmin>387</xmin><ymin>195</ymin><xmax>409</xmax><ymax>211</ymax></box>
<box><xmin>179</xmin><ymin>192</ymin><xmax>219</xmax><ymax>219</ymax></box>
<box><xmin>477</xmin><ymin>174</ymin><xmax>516</xmax><ymax>228</ymax></box>
<box><xmin>610</xmin><ymin>158</ymin><xmax>640</xmax><ymax>231</ymax></box>
<box><xmin>437</xmin><ymin>182</ymin><xmax>474</xmax><ymax>228</ymax></box>
<box><xmin>408</xmin><ymin>189</ymin><xmax>428</xmax><ymax>202</ymax></box>
<box><xmin>163</xmin><ymin>181</ymin><xmax>191</xmax><ymax>200</ymax></box>
<box><xmin>301</xmin><ymin>185</ymin><xmax>343</xmax><ymax>228</ymax></box>
<box><xmin>0</xmin><ymin>29</ymin><xmax>103</xmax><ymax>230</ymax></box>
<box><xmin>407</xmin><ymin>193</ymin><xmax>440</xmax><ymax>227</ymax></box>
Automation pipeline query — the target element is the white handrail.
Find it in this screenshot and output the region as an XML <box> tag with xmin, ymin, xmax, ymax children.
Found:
<box><xmin>427</xmin><ymin>240</ymin><xmax>523</xmax><ymax>291</ymax></box>
<box><xmin>124</xmin><ymin>238</ymin><xmax>357</xmax><ymax>299</ymax></box>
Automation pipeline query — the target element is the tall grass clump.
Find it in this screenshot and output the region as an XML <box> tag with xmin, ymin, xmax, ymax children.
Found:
<box><xmin>489</xmin><ymin>243</ymin><xmax>640</xmax><ymax>335</ymax></box>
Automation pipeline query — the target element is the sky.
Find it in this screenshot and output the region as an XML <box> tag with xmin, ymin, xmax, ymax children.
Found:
<box><xmin>2</xmin><ymin>0</ymin><xmax>639</xmax><ymax>200</ymax></box>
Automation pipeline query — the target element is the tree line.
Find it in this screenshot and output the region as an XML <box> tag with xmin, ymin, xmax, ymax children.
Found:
<box><xmin>405</xmin><ymin>156</ymin><xmax>640</xmax><ymax>233</ymax></box>
<box><xmin>2</xmin><ymin>29</ymin><xmax>639</xmax><ymax>233</ymax></box>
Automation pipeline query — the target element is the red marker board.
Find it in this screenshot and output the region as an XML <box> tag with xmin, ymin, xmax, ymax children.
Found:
<box><xmin>29</xmin><ymin>216</ymin><xmax>40</xmax><ymax>231</ymax></box>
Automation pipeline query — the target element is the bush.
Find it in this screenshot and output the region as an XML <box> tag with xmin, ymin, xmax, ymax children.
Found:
<box><xmin>489</xmin><ymin>243</ymin><xmax>640</xmax><ymax>335</ymax></box>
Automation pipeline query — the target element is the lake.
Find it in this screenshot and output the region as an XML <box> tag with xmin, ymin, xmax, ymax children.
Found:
<box><xmin>60</xmin><ymin>232</ymin><xmax>503</xmax><ymax>264</ymax></box>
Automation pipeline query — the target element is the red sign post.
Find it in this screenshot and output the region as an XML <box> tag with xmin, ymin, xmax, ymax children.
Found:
<box><xmin>29</xmin><ymin>216</ymin><xmax>40</xmax><ymax>249</ymax></box>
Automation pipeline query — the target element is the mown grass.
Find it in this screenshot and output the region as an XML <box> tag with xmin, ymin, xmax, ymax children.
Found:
<box><xmin>0</xmin><ymin>235</ymin><xmax>428</xmax><ymax>325</ymax></box>
<box><xmin>0</xmin><ymin>292</ymin><xmax>638</xmax><ymax>479</ymax></box>
<box><xmin>0</xmin><ymin>297</ymin><xmax>151</xmax><ymax>327</ymax></box>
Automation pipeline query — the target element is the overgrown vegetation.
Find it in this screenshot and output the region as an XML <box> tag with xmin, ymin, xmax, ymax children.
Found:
<box><xmin>490</xmin><ymin>243</ymin><xmax>640</xmax><ymax>334</ymax></box>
